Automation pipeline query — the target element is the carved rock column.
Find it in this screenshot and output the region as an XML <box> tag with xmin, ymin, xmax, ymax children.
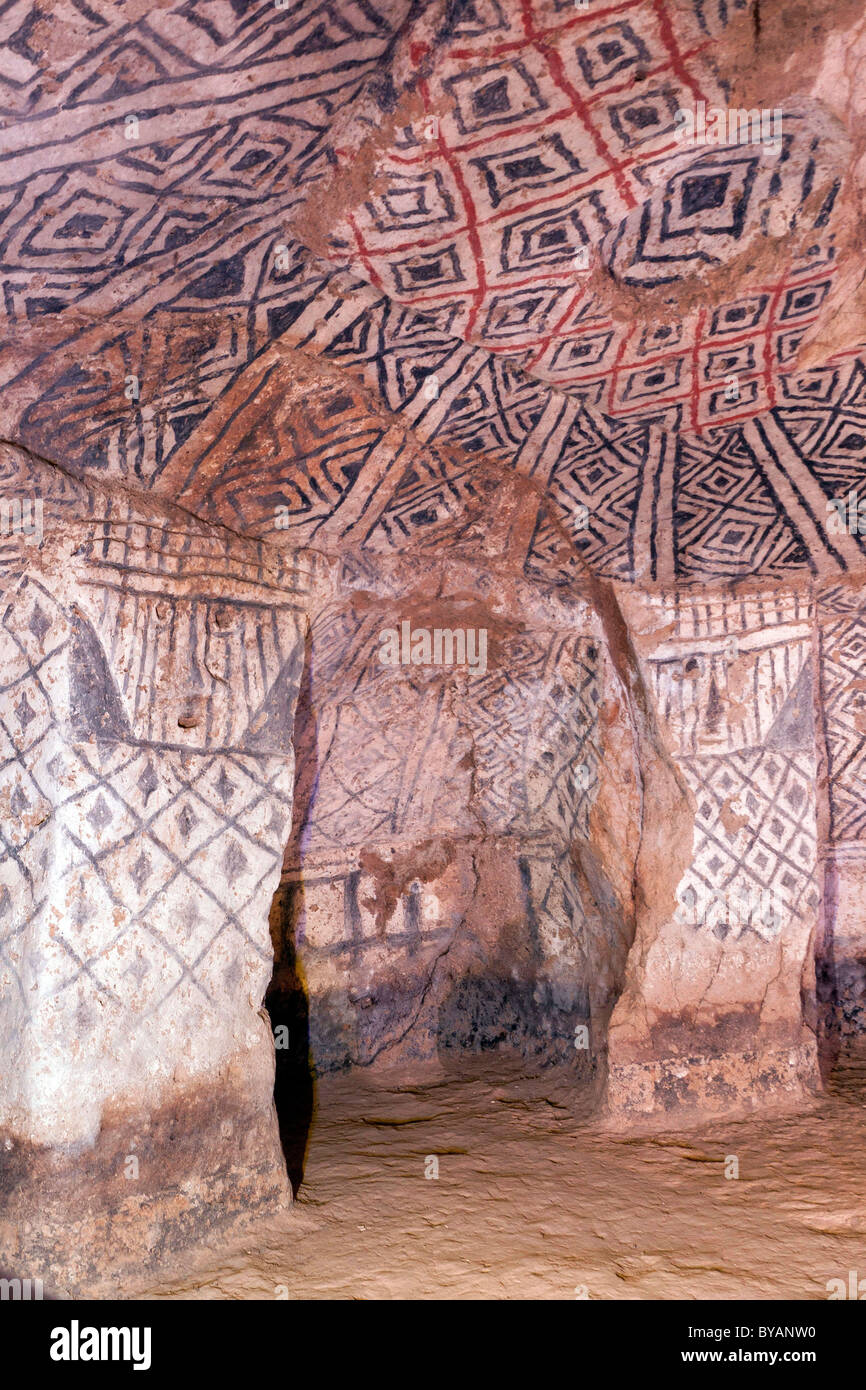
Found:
<box><xmin>606</xmin><ymin>586</ymin><xmax>822</xmax><ymax>1121</ymax></box>
<box><xmin>816</xmin><ymin>581</ymin><xmax>866</xmax><ymax>1045</ymax></box>
<box><xmin>0</xmin><ymin>448</ymin><xmax>308</xmax><ymax>1294</ymax></box>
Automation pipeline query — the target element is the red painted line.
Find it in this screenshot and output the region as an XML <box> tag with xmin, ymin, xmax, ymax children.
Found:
<box><xmin>608</xmin><ymin>385</ymin><xmax>693</xmax><ymax>415</ymax></box>
<box><xmin>361</xmin><ymin>267</ymin><xmax>589</xmax><ymax>316</ymax></box>
<box><xmin>580</xmin><ymin>45</ymin><xmax>710</xmax><ymax>106</ymax></box>
<box><xmin>444</xmin><ymin>106</ymin><xmax>576</xmax><ymax>157</ymax></box>
<box><xmin>384</xmin><ymin>132</ymin><xmax>681</xmax><ymax>230</ymax></box>
<box><xmin>528</xmin><ymin>37</ymin><xmax>640</xmax><ymax>214</ymax></box>
<box><xmin>346</xmin><ymin>212</ymin><xmax>385</xmax><ymax>292</ymax></box>
<box><xmin>651</xmin><ymin>0</ymin><xmax>707</xmax><ymax>106</ymax></box>
<box><xmin>607</xmin><ymin>318</ymin><xmax>636</xmax><ymax>413</ymax></box>
<box><xmin>692</xmin><ymin>399</ymin><xmax>771</xmax><ymax>432</ymax></box>
<box><xmin>353</xmin><ymin>142</ymin><xmax>643</xmax><ymax>259</ymax></box>
<box><xmin>690</xmin><ymin>325</ymin><xmax>772</xmax><ymax>357</ymax></box>
<box><xmin>825</xmin><ymin>344</ymin><xmax>863</xmax><ymax>363</ymax></box>
<box><xmin>388</xmin><ymin>107</ymin><xmax>684</xmax><ymax>167</ymax></box>
<box><xmin>355</xmin><ymin>223</ymin><xmax>472</xmax><ymax>259</ymax></box>
<box><xmin>525</xmin><ymin>280</ymin><xmax>594</xmax><ymax>368</ymax></box>
<box><xmin>449</xmin><ymin>0</ymin><xmax>649</xmax><ymax>60</ymax></box>
<box><xmin>483</xmin><ymin>342</ymin><xmax>540</xmax><ymax>355</ymax></box>
<box><xmin>689</xmin><ymin>307</ymin><xmax>706</xmax><ymax>433</ymax></box>
<box><xmin>589</xmin><ymin>338</ymin><xmax>690</xmax><ymax>376</ymax></box>
<box><xmin>762</xmin><ymin>275</ymin><xmax>790</xmax><ymax>410</ymax></box>
<box><xmin>420</xmin><ymin>76</ymin><xmax>487</xmax><ymax>340</ymax></box>
<box><xmin>747</xmin><ymin>262</ymin><xmax>839</xmax><ymax>298</ymax></box>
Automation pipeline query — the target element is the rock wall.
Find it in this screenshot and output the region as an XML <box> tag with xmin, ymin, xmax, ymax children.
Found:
<box><xmin>270</xmin><ymin>565</ymin><xmax>630</xmax><ymax>1079</ymax></box>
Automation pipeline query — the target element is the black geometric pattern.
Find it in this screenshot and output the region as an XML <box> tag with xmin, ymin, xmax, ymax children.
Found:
<box><xmin>678</xmin><ymin>748</ymin><xmax>819</xmax><ymax>940</ymax></box>
<box><xmin>0</xmin><ymin>450</ymin><xmax>308</xmax><ymax>1113</ymax></box>
<box><xmin>819</xmin><ymin>589</ymin><xmax>866</xmax><ymax>845</ymax></box>
<box><xmin>643</xmin><ymin>592</ymin><xmax>819</xmax><ymax>938</ymax></box>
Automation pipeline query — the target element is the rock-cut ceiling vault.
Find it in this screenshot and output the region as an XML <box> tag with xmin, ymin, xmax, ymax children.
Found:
<box><xmin>0</xmin><ymin>0</ymin><xmax>865</xmax><ymax>587</ymax></box>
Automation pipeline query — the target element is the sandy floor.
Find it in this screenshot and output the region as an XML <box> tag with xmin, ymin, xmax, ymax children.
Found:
<box><xmin>137</xmin><ymin>1054</ymin><xmax>866</xmax><ymax>1300</ymax></box>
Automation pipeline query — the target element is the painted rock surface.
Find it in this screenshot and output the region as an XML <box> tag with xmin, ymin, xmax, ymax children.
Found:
<box><xmin>0</xmin><ymin>0</ymin><xmax>865</xmax><ymax>1293</ymax></box>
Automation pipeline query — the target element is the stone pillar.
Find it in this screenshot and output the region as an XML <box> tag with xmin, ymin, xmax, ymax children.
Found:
<box><xmin>606</xmin><ymin>586</ymin><xmax>822</xmax><ymax>1122</ymax></box>
<box><xmin>0</xmin><ymin>447</ymin><xmax>308</xmax><ymax>1294</ymax></box>
<box><xmin>816</xmin><ymin>581</ymin><xmax>866</xmax><ymax>1045</ymax></box>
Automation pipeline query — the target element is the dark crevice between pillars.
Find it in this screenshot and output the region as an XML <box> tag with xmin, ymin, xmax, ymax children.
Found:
<box><xmin>265</xmin><ymin>619</ymin><xmax>316</xmax><ymax>1196</ymax></box>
